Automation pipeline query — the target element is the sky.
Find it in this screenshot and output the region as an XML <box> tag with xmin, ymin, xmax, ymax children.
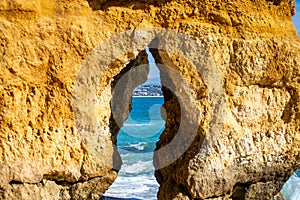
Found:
<box><xmin>146</xmin><ymin>1</ymin><xmax>300</xmax><ymax>82</ymax></box>
<box><xmin>145</xmin><ymin>48</ymin><xmax>160</xmax><ymax>85</ymax></box>
<box><xmin>146</xmin><ymin>48</ymin><xmax>159</xmax><ymax>79</ymax></box>
<box><xmin>294</xmin><ymin>0</ymin><xmax>300</xmax><ymax>35</ymax></box>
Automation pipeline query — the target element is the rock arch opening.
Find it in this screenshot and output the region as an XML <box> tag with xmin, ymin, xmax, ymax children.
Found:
<box><xmin>103</xmin><ymin>47</ymin><xmax>166</xmax><ymax>199</ymax></box>
<box><xmin>73</xmin><ymin>29</ymin><xmax>244</xmax><ymax>199</ymax></box>
<box><xmin>102</xmin><ymin>34</ymin><xmax>209</xmax><ymax>199</ymax></box>
<box><xmin>100</xmin><ymin>33</ymin><xmax>213</xmax><ymax>199</ymax></box>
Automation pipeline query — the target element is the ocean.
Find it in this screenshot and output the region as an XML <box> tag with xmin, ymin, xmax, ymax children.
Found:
<box><xmin>101</xmin><ymin>96</ymin><xmax>300</xmax><ymax>200</ymax></box>
<box><xmin>102</xmin><ymin>97</ymin><xmax>165</xmax><ymax>200</ymax></box>
<box><xmin>281</xmin><ymin>170</ymin><xmax>300</xmax><ymax>200</ymax></box>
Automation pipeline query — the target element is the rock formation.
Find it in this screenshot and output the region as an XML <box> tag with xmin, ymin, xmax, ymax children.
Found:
<box><xmin>0</xmin><ymin>0</ymin><xmax>299</xmax><ymax>199</ymax></box>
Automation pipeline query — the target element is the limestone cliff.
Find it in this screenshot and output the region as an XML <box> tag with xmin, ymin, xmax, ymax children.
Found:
<box><xmin>0</xmin><ymin>0</ymin><xmax>299</xmax><ymax>199</ymax></box>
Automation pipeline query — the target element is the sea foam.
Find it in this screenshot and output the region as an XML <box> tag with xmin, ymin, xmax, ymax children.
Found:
<box><xmin>122</xmin><ymin>160</ymin><xmax>154</xmax><ymax>174</ymax></box>
<box><xmin>281</xmin><ymin>171</ymin><xmax>300</xmax><ymax>200</ymax></box>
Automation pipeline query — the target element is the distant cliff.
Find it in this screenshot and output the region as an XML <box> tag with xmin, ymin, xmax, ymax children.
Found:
<box><xmin>0</xmin><ymin>0</ymin><xmax>299</xmax><ymax>199</ymax></box>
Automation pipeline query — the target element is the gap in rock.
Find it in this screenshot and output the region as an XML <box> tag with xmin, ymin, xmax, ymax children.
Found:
<box><xmin>103</xmin><ymin>47</ymin><xmax>165</xmax><ymax>200</ymax></box>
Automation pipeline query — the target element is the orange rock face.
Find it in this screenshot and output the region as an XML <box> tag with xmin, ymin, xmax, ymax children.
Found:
<box><xmin>0</xmin><ymin>0</ymin><xmax>299</xmax><ymax>199</ymax></box>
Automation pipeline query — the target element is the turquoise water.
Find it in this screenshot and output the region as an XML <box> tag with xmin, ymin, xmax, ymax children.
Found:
<box><xmin>103</xmin><ymin>97</ymin><xmax>165</xmax><ymax>200</ymax></box>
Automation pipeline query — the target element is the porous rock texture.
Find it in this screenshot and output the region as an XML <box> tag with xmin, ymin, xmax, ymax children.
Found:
<box><xmin>0</xmin><ymin>0</ymin><xmax>299</xmax><ymax>199</ymax></box>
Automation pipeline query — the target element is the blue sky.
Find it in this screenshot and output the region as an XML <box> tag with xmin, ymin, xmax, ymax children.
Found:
<box><xmin>146</xmin><ymin>48</ymin><xmax>159</xmax><ymax>80</ymax></box>
<box><xmin>294</xmin><ymin>0</ymin><xmax>300</xmax><ymax>35</ymax></box>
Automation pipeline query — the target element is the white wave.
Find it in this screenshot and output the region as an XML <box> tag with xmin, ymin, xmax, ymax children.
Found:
<box><xmin>109</xmin><ymin>175</ymin><xmax>158</xmax><ymax>185</ymax></box>
<box><xmin>281</xmin><ymin>173</ymin><xmax>300</xmax><ymax>200</ymax></box>
<box><xmin>119</xmin><ymin>151</ymin><xmax>154</xmax><ymax>167</ymax></box>
<box><xmin>129</xmin><ymin>142</ymin><xmax>147</xmax><ymax>151</ymax></box>
<box><xmin>103</xmin><ymin>175</ymin><xmax>159</xmax><ymax>200</ymax></box>
<box><xmin>121</xmin><ymin>160</ymin><xmax>154</xmax><ymax>174</ymax></box>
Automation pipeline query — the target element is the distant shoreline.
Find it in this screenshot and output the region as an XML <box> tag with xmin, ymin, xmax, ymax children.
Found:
<box><xmin>132</xmin><ymin>96</ymin><xmax>163</xmax><ymax>98</ymax></box>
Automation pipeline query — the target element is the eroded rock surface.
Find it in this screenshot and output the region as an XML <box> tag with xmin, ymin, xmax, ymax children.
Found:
<box><xmin>0</xmin><ymin>0</ymin><xmax>299</xmax><ymax>199</ymax></box>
